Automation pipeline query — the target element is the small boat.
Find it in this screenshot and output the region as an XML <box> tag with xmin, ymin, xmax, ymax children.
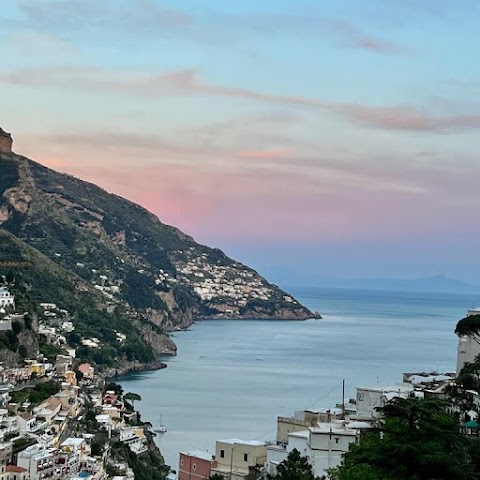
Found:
<box><xmin>155</xmin><ymin>413</ymin><xmax>167</xmax><ymax>433</ymax></box>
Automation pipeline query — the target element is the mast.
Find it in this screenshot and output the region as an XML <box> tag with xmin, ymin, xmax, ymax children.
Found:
<box><xmin>341</xmin><ymin>379</ymin><xmax>345</xmax><ymax>420</ymax></box>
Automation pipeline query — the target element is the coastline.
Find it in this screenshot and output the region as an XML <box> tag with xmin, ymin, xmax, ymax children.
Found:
<box><xmin>111</xmin><ymin>310</ymin><xmax>323</xmax><ymax>378</ymax></box>
<box><xmin>103</xmin><ymin>359</ymin><xmax>169</xmax><ymax>379</ymax></box>
<box><xmin>193</xmin><ymin>310</ymin><xmax>322</xmax><ymax>321</ymax></box>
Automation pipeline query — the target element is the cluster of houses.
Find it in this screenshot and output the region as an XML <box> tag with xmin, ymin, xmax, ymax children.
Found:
<box><xmin>172</xmin><ymin>248</ymin><xmax>282</xmax><ymax>312</ymax></box>
<box><xmin>0</xmin><ymin>351</ymin><xmax>152</xmax><ymax>480</ymax></box>
<box><xmin>177</xmin><ymin>369</ymin><xmax>457</xmax><ymax>480</ymax></box>
<box><xmin>177</xmin><ymin>306</ymin><xmax>480</xmax><ymax>480</ymax></box>
<box><xmin>0</xmin><ymin>287</ymin><xmax>155</xmax><ymax>480</ymax></box>
<box><xmin>0</xmin><ymin>353</ymin><xmax>103</xmax><ymax>480</ymax></box>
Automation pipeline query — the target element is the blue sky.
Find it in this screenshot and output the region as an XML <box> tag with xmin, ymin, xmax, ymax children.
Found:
<box><xmin>1</xmin><ymin>0</ymin><xmax>479</xmax><ymax>284</ymax></box>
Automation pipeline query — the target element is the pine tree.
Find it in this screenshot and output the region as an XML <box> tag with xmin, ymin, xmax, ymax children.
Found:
<box><xmin>272</xmin><ymin>449</ymin><xmax>317</xmax><ymax>480</ymax></box>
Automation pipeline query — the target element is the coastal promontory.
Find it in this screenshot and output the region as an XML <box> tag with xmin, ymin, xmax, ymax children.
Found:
<box><xmin>0</xmin><ymin>128</ymin><xmax>320</xmax><ymax>369</ymax></box>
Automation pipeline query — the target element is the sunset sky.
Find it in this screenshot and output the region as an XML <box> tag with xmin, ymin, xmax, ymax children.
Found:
<box><xmin>1</xmin><ymin>0</ymin><xmax>479</xmax><ymax>285</ymax></box>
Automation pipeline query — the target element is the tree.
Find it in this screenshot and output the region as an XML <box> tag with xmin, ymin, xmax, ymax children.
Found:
<box><xmin>209</xmin><ymin>474</ymin><xmax>225</xmax><ymax>480</ymax></box>
<box><xmin>5</xmin><ymin>270</ymin><xmax>14</xmax><ymax>285</ymax></box>
<box><xmin>329</xmin><ymin>397</ymin><xmax>475</xmax><ymax>480</ymax></box>
<box><xmin>105</xmin><ymin>382</ymin><xmax>124</xmax><ymax>396</ymax></box>
<box><xmin>124</xmin><ymin>392</ymin><xmax>142</xmax><ymax>410</ymax></box>
<box><xmin>446</xmin><ymin>357</ymin><xmax>480</xmax><ymax>421</ymax></box>
<box><xmin>455</xmin><ymin>315</ymin><xmax>480</xmax><ymax>346</ymax></box>
<box><xmin>271</xmin><ymin>449</ymin><xmax>317</xmax><ymax>480</ymax></box>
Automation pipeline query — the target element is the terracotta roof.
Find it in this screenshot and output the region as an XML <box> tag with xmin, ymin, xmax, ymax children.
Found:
<box><xmin>40</xmin><ymin>397</ymin><xmax>62</xmax><ymax>412</ymax></box>
<box><xmin>6</xmin><ymin>465</ymin><xmax>28</xmax><ymax>472</ymax></box>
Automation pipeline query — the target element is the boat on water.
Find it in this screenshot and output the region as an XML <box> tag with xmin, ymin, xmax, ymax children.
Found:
<box><xmin>154</xmin><ymin>413</ymin><xmax>167</xmax><ymax>433</ymax></box>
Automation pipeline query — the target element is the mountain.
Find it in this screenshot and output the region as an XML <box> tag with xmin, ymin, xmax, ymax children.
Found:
<box><xmin>307</xmin><ymin>275</ymin><xmax>480</xmax><ymax>294</ymax></box>
<box><xmin>0</xmin><ymin>131</ymin><xmax>319</xmax><ymax>368</ymax></box>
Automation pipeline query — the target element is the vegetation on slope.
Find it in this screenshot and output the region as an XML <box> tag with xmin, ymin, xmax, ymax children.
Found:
<box><xmin>0</xmin><ymin>229</ymin><xmax>157</xmax><ymax>367</ymax></box>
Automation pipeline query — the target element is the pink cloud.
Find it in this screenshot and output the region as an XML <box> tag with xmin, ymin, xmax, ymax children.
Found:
<box><xmin>236</xmin><ymin>150</ymin><xmax>289</xmax><ymax>160</ymax></box>
<box><xmin>34</xmin><ymin>152</ymin><xmax>473</xmax><ymax>244</ymax></box>
<box><xmin>338</xmin><ymin>104</ymin><xmax>480</xmax><ymax>131</ymax></box>
<box><xmin>16</xmin><ymin>125</ymin><xmax>480</xmax><ymax>249</ymax></box>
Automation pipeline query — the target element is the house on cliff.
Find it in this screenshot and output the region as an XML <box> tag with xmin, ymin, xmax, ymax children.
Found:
<box><xmin>0</xmin><ymin>288</ymin><xmax>14</xmax><ymax>309</ymax></box>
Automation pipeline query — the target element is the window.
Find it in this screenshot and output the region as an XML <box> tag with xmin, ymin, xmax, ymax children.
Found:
<box><xmin>243</xmin><ymin>453</ymin><xmax>248</xmax><ymax>462</ymax></box>
<box><xmin>220</xmin><ymin>450</ymin><xmax>225</xmax><ymax>458</ymax></box>
<box><xmin>335</xmin><ymin>438</ymin><xmax>339</xmax><ymax>444</ymax></box>
<box><xmin>193</xmin><ymin>464</ymin><xmax>197</xmax><ymax>471</ymax></box>
<box><xmin>181</xmin><ymin>460</ymin><xmax>184</xmax><ymax>466</ymax></box>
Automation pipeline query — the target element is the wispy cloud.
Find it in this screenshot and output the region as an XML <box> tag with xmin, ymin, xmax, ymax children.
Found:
<box><xmin>336</xmin><ymin>104</ymin><xmax>480</xmax><ymax>131</ymax></box>
<box><xmin>3</xmin><ymin>65</ymin><xmax>480</xmax><ymax>133</ymax></box>
<box><xmin>330</xmin><ymin>20</ymin><xmax>402</xmax><ymax>53</ymax></box>
<box><xmin>9</xmin><ymin>0</ymin><xmax>402</xmax><ymax>56</ymax></box>
<box><xmin>5</xmin><ymin>30</ymin><xmax>73</xmax><ymax>57</ymax></box>
<box><xmin>14</xmin><ymin>0</ymin><xmax>191</xmax><ymax>33</ymax></box>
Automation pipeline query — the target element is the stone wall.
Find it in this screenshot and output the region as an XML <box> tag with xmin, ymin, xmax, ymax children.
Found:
<box><xmin>0</xmin><ymin>128</ymin><xmax>13</xmax><ymax>152</ymax></box>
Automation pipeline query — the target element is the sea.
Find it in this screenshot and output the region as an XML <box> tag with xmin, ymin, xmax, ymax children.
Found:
<box><xmin>117</xmin><ymin>286</ymin><xmax>479</xmax><ymax>470</ymax></box>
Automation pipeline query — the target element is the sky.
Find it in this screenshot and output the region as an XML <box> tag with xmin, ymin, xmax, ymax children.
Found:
<box><xmin>1</xmin><ymin>0</ymin><xmax>479</xmax><ymax>285</ymax></box>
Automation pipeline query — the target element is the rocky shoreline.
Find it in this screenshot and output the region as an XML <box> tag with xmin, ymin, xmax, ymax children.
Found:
<box><xmin>104</xmin><ymin>359</ymin><xmax>169</xmax><ymax>379</ymax></box>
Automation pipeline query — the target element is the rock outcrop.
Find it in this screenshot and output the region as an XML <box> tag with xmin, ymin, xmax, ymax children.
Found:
<box><xmin>0</xmin><ymin>128</ymin><xmax>13</xmax><ymax>153</ymax></box>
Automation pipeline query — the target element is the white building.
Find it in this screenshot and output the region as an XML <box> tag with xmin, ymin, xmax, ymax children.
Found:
<box><xmin>309</xmin><ymin>423</ymin><xmax>358</xmax><ymax>475</ymax></box>
<box><xmin>119</xmin><ymin>427</ymin><xmax>148</xmax><ymax>455</ymax></box>
<box><xmin>267</xmin><ymin>422</ymin><xmax>360</xmax><ymax>479</ymax></box>
<box><xmin>456</xmin><ymin>308</ymin><xmax>480</xmax><ymax>374</ymax></box>
<box><xmin>0</xmin><ymin>409</ymin><xmax>18</xmax><ymax>441</ymax></box>
<box><xmin>354</xmin><ymin>384</ymin><xmax>413</xmax><ymax>421</ymax></box>
<box><xmin>18</xmin><ymin>411</ymin><xmax>45</xmax><ymax>434</ymax></box>
<box><xmin>17</xmin><ymin>445</ymin><xmax>59</xmax><ymax>480</ymax></box>
<box><xmin>0</xmin><ymin>289</ymin><xmax>14</xmax><ymax>309</ymax></box>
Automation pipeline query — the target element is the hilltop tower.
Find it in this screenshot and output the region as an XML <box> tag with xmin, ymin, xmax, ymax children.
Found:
<box><xmin>0</xmin><ymin>128</ymin><xmax>13</xmax><ymax>153</ymax></box>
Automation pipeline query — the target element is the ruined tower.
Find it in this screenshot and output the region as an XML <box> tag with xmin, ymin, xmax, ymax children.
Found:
<box><xmin>0</xmin><ymin>128</ymin><xmax>13</xmax><ymax>153</ymax></box>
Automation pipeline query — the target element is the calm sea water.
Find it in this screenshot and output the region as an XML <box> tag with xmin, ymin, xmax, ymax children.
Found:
<box><xmin>118</xmin><ymin>287</ymin><xmax>478</xmax><ymax>470</ymax></box>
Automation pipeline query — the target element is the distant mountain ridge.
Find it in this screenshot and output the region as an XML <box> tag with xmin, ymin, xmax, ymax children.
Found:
<box><xmin>0</xmin><ymin>133</ymin><xmax>318</xmax><ymax>366</ymax></box>
<box><xmin>304</xmin><ymin>275</ymin><xmax>480</xmax><ymax>294</ymax></box>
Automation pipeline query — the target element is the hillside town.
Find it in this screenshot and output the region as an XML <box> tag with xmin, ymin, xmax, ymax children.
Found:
<box><xmin>172</xmin><ymin>248</ymin><xmax>282</xmax><ymax>308</ymax></box>
<box><xmin>0</xmin><ymin>284</ymin><xmax>165</xmax><ymax>480</ymax></box>
<box><xmin>72</xmin><ymin>251</ymin><xmax>304</xmax><ymax>320</ymax></box>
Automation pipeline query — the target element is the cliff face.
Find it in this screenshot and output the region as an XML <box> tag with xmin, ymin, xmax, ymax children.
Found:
<box><xmin>0</xmin><ymin>129</ymin><xmax>320</xmax><ymax>363</ymax></box>
<box><xmin>0</xmin><ymin>128</ymin><xmax>13</xmax><ymax>153</ymax></box>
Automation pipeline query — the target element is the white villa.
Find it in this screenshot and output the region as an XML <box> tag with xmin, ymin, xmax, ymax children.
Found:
<box><xmin>267</xmin><ymin>421</ymin><xmax>360</xmax><ymax>478</ymax></box>
<box><xmin>0</xmin><ymin>288</ymin><xmax>14</xmax><ymax>309</ymax></box>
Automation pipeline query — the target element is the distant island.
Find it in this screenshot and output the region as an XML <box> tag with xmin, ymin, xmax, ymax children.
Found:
<box><xmin>296</xmin><ymin>274</ymin><xmax>480</xmax><ymax>294</ymax></box>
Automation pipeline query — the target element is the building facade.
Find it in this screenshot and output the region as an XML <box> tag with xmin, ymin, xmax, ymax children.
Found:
<box><xmin>0</xmin><ymin>289</ymin><xmax>14</xmax><ymax>309</ymax></box>
<box><xmin>211</xmin><ymin>439</ymin><xmax>267</xmax><ymax>480</ymax></box>
<box><xmin>178</xmin><ymin>451</ymin><xmax>213</xmax><ymax>480</ymax></box>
